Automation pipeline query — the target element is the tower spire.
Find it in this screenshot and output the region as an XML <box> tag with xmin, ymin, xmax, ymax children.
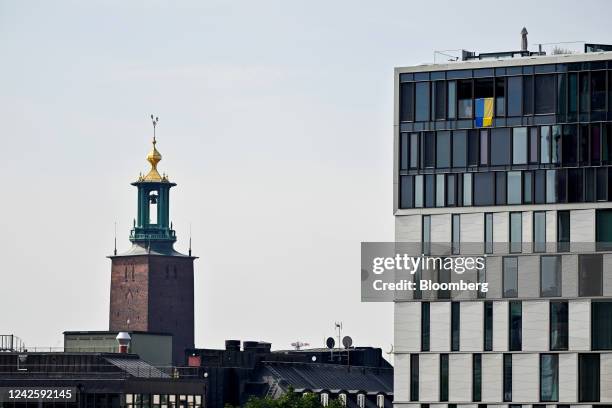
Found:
<box><xmin>142</xmin><ymin>114</ymin><xmax>164</xmax><ymax>182</ymax></box>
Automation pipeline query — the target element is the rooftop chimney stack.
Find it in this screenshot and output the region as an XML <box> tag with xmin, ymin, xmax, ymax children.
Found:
<box><xmin>116</xmin><ymin>332</ymin><xmax>131</xmax><ymax>354</ymax></box>
<box><xmin>521</xmin><ymin>27</ymin><xmax>528</xmax><ymax>52</ymax></box>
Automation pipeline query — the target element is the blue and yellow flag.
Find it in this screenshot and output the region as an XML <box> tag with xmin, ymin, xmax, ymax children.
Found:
<box><xmin>475</xmin><ymin>97</ymin><xmax>494</xmax><ymax>127</ymax></box>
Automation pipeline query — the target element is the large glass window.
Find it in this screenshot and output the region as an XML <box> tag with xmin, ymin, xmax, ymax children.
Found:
<box><xmin>400</xmin><ymin>176</ymin><xmax>414</xmax><ymax>209</ymax></box>
<box><xmin>503</xmin><ymin>354</ymin><xmax>512</xmax><ymax>402</ymax></box>
<box><xmin>591</xmin><ymin>301</ymin><xmax>612</xmax><ymax>350</ymax></box>
<box><xmin>414</xmin><ymin>175</ymin><xmax>424</xmax><ymax>208</ymax></box>
<box><xmin>491</xmin><ymin>128</ymin><xmax>511</xmax><ymax>165</ymax></box>
<box><xmin>534</xmin><ymin>74</ymin><xmax>556</xmax><ymax>114</ymax></box>
<box><xmin>562</xmin><ymin>125</ymin><xmax>578</xmax><ymax>166</ymax></box>
<box><xmin>580</xmin><ymin>125</ymin><xmax>589</xmax><ymax>165</ymax></box>
<box><xmin>425</xmin><ymin>174</ymin><xmax>435</xmax><ymax>208</ymax></box>
<box><xmin>510</xmin><ymin>212</ymin><xmax>522</xmax><ymax>253</ymax></box>
<box><xmin>507</xmin><ymin>76</ymin><xmax>522</xmax><ymax>117</ymax></box>
<box><xmin>410</xmin><ymin>354</ymin><xmax>419</xmax><ymax>401</ymax></box>
<box><xmin>557</xmin><ymin>73</ymin><xmax>567</xmax><ymax>115</ymax></box>
<box><xmin>523</xmin><ymin>171</ymin><xmax>533</xmax><ymax>204</ymax></box>
<box><xmin>415</xmin><ymin>82</ymin><xmax>430</xmax><ymax>121</ymax></box>
<box><xmin>523</xmin><ymin>75</ymin><xmax>534</xmax><ymax>115</ymax></box>
<box><xmin>436</xmin><ymin>131</ymin><xmax>451</xmax><ymax>168</ymax></box>
<box><xmin>540</xmin><ymin>354</ymin><xmax>559</xmax><ymax>402</ymax></box>
<box><xmin>591</xmin><ymin>71</ymin><xmax>606</xmax><ymax>111</ymax></box>
<box><xmin>509</xmin><ymin>301</ymin><xmax>522</xmax><ymax>351</ymax></box>
<box><xmin>479</xmin><ymin>130</ymin><xmax>489</xmax><ymax>165</ymax></box>
<box><xmin>540</xmin><ymin>126</ymin><xmax>551</xmax><ymax>163</ymax></box>
<box><xmin>550</xmin><ymin>301</ymin><xmax>568</xmax><ymax>351</ymax></box>
<box><xmin>467</xmin><ymin>130</ymin><xmax>479</xmax><ymax>166</ymax></box>
<box><xmin>484</xmin><ymin>301</ymin><xmax>493</xmax><ymax>351</ymax></box>
<box><xmin>447</xmin><ymin>81</ymin><xmax>457</xmax><ymax>119</ymax></box>
<box><xmin>568</xmin><ymin>168</ymin><xmax>584</xmax><ymax>203</ymax></box>
<box><xmin>473</xmin><ymin>172</ymin><xmax>494</xmax><ymax>206</ymax></box>
<box><xmin>434</xmin><ymin>81</ymin><xmax>446</xmax><ymax>120</ymax></box>
<box><xmin>596</xmin><ymin>209</ymin><xmax>612</xmax><ymax>250</ymax></box>
<box><xmin>568</xmin><ymin>72</ymin><xmax>578</xmax><ymax>116</ymax></box>
<box><xmin>399</xmin><ymin>82</ymin><xmax>414</xmax><ymax>122</ymax></box>
<box><xmin>463</xmin><ymin>173</ymin><xmax>472</xmax><ymax>206</ymax></box>
<box><xmin>440</xmin><ymin>354</ymin><xmax>449</xmax><ymax>402</ymax></box>
<box><xmin>495</xmin><ymin>77</ymin><xmax>505</xmax><ymax>116</ymax></box>
<box><xmin>400</xmin><ymin>133</ymin><xmax>409</xmax><ymax>170</ymax></box>
<box><xmin>507</xmin><ymin>171</ymin><xmax>522</xmax><ymax>205</ymax></box>
<box><xmin>503</xmin><ymin>257</ymin><xmax>518</xmax><ymax>298</ymax></box>
<box><xmin>452</xmin><ymin>130</ymin><xmax>467</xmax><ymax>167</ymax></box>
<box><xmin>421</xmin><ymin>302</ymin><xmax>430</xmax><ymax>351</ymax></box>
<box><xmin>546</xmin><ymin>170</ymin><xmax>557</xmax><ymax>203</ymax></box>
<box><xmin>578</xmin><ymin>354</ymin><xmax>599</xmax><ymax>402</ymax></box>
<box><xmin>484</xmin><ymin>213</ymin><xmax>493</xmax><ymax>254</ymax></box>
<box><xmin>452</xmin><ymin>214</ymin><xmax>460</xmax><ymax>255</ymax></box>
<box><xmin>458</xmin><ymin>80</ymin><xmax>473</xmax><ymax>118</ymax></box>
<box><xmin>451</xmin><ymin>302</ymin><xmax>460</xmax><ymax>351</ymax></box>
<box><xmin>551</xmin><ymin>125</ymin><xmax>561</xmax><ymax>164</ymax></box>
<box><xmin>596</xmin><ymin>167</ymin><xmax>608</xmax><ymax>201</ymax></box>
<box><xmin>557</xmin><ymin>210</ymin><xmax>570</xmax><ymax>252</ymax></box>
<box><xmin>541</xmin><ymin>255</ymin><xmax>561</xmax><ymax>297</ymax></box>
<box><xmin>529</xmin><ymin>127</ymin><xmax>539</xmax><ymax>163</ymax></box>
<box><xmin>423</xmin><ymin>132</ymin><xmax>435</xmax><ymax>168</ymax></box>
<box><xmin>579</xmin><ymin>72</ymin><xmax>589</xmax><ymax>114</ymax></box>
<box><xmin>591</xmin><ymin>124</ymin><xmax>601</xmax><ymax>164</ymax></box>
<box><xmin>422</xmin><ymin>215</ymin><xmax>431</xmax><ymax>255</ymax></box>
<box><xmin>447</xmin><ymin>174</ymin><xmax>456</xmax><ymax>207</ymax></box>
<box><xmin>579</xmin><ymin>254</ymin><xmax>603</xmax><ymax>297</ymax></box>
<box><xmin>534</xmin><ymin>170</ymin><xmax>546</xmax><ymax>204</ymax></box>
<box><xmin>473</xmin><ymin>354</ymin><xmax>482</xmax><ymax>402</ymax></box>
<box><xmin>496</xmin><ymin>171</ymin><xmax>507</xmax><ymax>205</ymax></box>
<box><xmin>410</xmin><ymin>133</ymin><xmax>419</xmax><ymax>168</ymax></box>
<box><xmin>512</xmin><ymin>127</ymin><xmax>528</xmax><ymax>164</ymax></box>
<box><xmin>436</xmin><ymin>174</ymin><xmax>445</xmax><ymax>207</ymax></box>
<box><xmin>533</xmin><ymin>211</ymin><xmax>546</xmax><ymax>252</ymax></box>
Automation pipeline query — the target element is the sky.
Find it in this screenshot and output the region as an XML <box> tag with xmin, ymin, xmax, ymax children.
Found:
<box><xmin>1</xmin><ymin>0</ymin><xmax>612</xmax><ymax>359</ymax></box>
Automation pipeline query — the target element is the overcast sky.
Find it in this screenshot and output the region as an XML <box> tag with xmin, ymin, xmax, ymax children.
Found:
<box><xmin>1</xmin><ymin>0</ymin><xmax>612</xmax><ymax>358</ymax></box>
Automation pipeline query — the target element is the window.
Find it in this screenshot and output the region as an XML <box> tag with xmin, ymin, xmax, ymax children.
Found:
<box><xmin>484</xmin><ymin>213</ymin><xmax>493</xmax><ymax>254</ymax></box>
<box><xmin>436</xmin><ymin>131</ymin><xmax>451</xmax><ymax>168</ymax></box>
<box><xmin>529</xmin><ymin>127</ymin><xmax>539</xmax><ymax>163</ymax></box>
<box><xmin>479</xmin><ymin>130</ymin><xmax>489</xmax><ymax>165</ymax></box>
<box><xmin>495</xmin><ymin>77</ymin><xmax>505</xmax><ymax>116</ymax></box>
<box><xmin>415</xmin><ymin>82</ymin><xmax>430</xmax><ymax>121</ymax></box>
<box><xmin>399</xmin><ymin>82</ymin><xmax>414</xmax><ymax>121</ymax></box>
<box><xmin>503</xmin><ymin>354</ymin><xmax>512</xmax><ymax>402</ymax></box>
<box><xmin>357</xmin><ymin>394</ymin><xmax>365</xmax><ymax>408</ymax></box>
<box><xmin>557</xmin><ymin>73</ymin><xmax>567</xmax><ymax>115</ymax></box>
<box><xmin>458</xmin><ymin>79</ymin><xmax>473</xmax><ymax>118</ymax></box>
<box><xmin>534</xmin><ymin>74</ymin><xmax>556</xmax><ymax>114</ymax></box>
<box><xmin>533</xmin><ymin>211</ymin><xmax>546</xmax><ymax>252</ymax></box>
<box><xmin>534</xmin><ymin>170</ymin><xmax>546</xmax><ymax>204</ymax></box>
<box><xmin>550</xmin><ymin>301</ymin><xmax>568</xmax><ymax>351</ymax></box>
<box><xmin>496</xmin><ymin>172</ymin><xmax>507</xmax><ymax>205</ymax></box>
<box><xmin>400</xmin><ymin>133</ymin><xmax>409</xmax><ymax>170</ymax></box>
<box><xmin>580</xmin><ymin>125</ymin><xmax>589</xmax><ymax>165</ymax></box>
<box><xmin>512</xmin><ymin>127</ymin><xmax>528</xmax><ymax>164</ymax></box>
<box><xmin>503</xmin><ymin>257</ymin><xmax>518</xmax><ymax>298</ymax></box>
<box><xmin>422</xmin><ymin>215</ymin><xmax>431</xmax><ymax>255</ymax></box>
<box><xmin>473</xmin><ymin>172</ymin><xmax>494</xmax><ymax>206</ymax></box>
<box><xmin>509</xmin><ymin>301</ymin><xmax>522</xmax><ymax>351</ymax></box>
<box><xmin>434</xmin><ymin>81</ymin><xmax>446</xmax><ymax>120</ymax></box>
<box><xmin>507</xmin><ymin>76</ymin><xmax>522</xmax><ymax>116</ymax></box>
<box><xmin>468</xmin><ymin>130</ymin><xmax>479</xmax><ymax>166</ymax></box>
<box><xmin>451</xmin><ymin>302</ymin><xmax>460</xmax><ymax>351</ymax></box>
<box><xmin>423</xmin><ymin>132</ymin><xmax>435</xmax><ymax>168</ymax></box>
<box><xmin>578</xmin><ymin>354</ymin><xmax>599</xmax><ymax>402</ymax></box>
<box><xmin>596</xmin><ymin>167</ymin><xmax>608</xmax><ymax>201</ymax></box>
<box><xmin>591</xmin><ymin>124</ymin><xmax>601</xmax><ymax>164</ymax></box>
<box><xmin>425</xmin><ymin>174</ymin><xmax>435</xmax><ymax>208</ymax></box>
<box><xmin>507</xmin><ymin>171</ymin><xmax>522</xmax><ymax>205</ymax></box>
<box><xmin>546</xmin><ymin>170</ymin><xmax>557</xmax><ymax>204</ymax></box>
<box><xmin>596</xmin><ymin>209</ymin><xmax>612</xmax><ymax>250</ymax></box>
<box><xmin>447</xmin><ymin>174</ymin><xmax>457</xmax><ymax>207</ymax></box>
<box><xmin>400</xmin><ymin>176</ymin><xmax>413</xmax><ymax>209</ymax></box>
<box><xmin>568</xmin><ymin>72</ymin><xmax>578</xmax><ymax>116</ymax></box>
<box><xmin>562</xmin><ymin>125</ymin><xmax>578</xmax><ymax>166</ymax></box>
<box><xmin>579</xmin><ymin>254</ymin><xmax>603</xmax><ymax>297</ymax></box>
<box><xmin>339</xmin><ymin>394</ymin><xmax>347</xmax><ymax>407</ymax></box>
<box><xmin>438</xmin><ymin>266</ymin><xmax>451</xmax><ymax>299</ymax></box>
<box><xmin>540</xmin><ymin>354</ymin><xmax>559</xmax><ymax>402</ymax></box>
<box><xmin>579</xmin><ymin>72</ymin><xmax>589</xmax><ymax>114</ymax></box>
<box><xmin>510</xmin><ymin>212</ymin><xmax>522</xmax><ymax>253</ymax></box>
<box><xmin>410</xmin><ymin>133</ymin><xmax>419</xmax><ymax>168</ymax></box>
<box><xmin>452</xmin><ymin>214</ymin><xmax>460</xmax><ymax>255</ymax></box>
<box><xmin>439</xmin><ymin>354</ymin><xmax>449</xmax><ymax>402</ymax></box>
<box><xmin>421</xmin><ymin>302</ymin><xmax>430</xmax><ymax>351</ymax></box>
<box><xmin>320</xmin><ymin>393</ymin><xmax>329</xmax><ymax>407</ymax></box>
<box><xmin>463</xmin><ymin>173</ymin><xmax>473</xmax><ymax>206</ymax></box>
<box><xmin>523</xmin><ymin>171</ymin><xmax>533</xmax><ymax>204</ymax></box>
<box><xmin>540</xmin><ymin>126</ymin><xmax>551</xmax><ymax>163</ymax></box>
<box><xmin>586</xmin><ymin>167</ymin><xmax>595</xmax><ymax>202</ymax></box>
<box><xmin>523</xmin><ymin>75</ymin><xmax>534</xmax><ymax>114</ymax></box>
<box><xmin>415</xmin><ymin>175</ymin><xmax>424</xmax><ymax>208</ymax></box>
<box><xmin>410</xmin><ymin>354</ymin><xmax>419</xmax><ymax>401</ymax></box>
<box><xmin>557</xmin><ymin>210</ymin><xmax>570</xmax><ymax>252</ymax></box>
<box><xmin>436</xmin><ymin>174</ymin><xmax>445</xmax><ymax>207</ymax></box>
<box><xmin>149</xmin><ymin>191</ymin><xmax>158</xmax><ymax>224</ymax></box>
<box><xmin>473</xmin><ymin>354</ymin><xmax>482</xmax><ymax>402</ymax></box>
<box><xmin>477</xmin><ymin>265</ymin><xmax>486</xmax><ymax>299</ymax></box>
<box><xmin>591</xmin><ymin>301</ymin><xmax>612</xmax><ymax>350</ymax></box>
<box><xmin>447</xmin><ymin>81</ymin><xmax>457</xmax><ymax>119</ymax></box>
<box><xmin>484</xmin><ymin>301</ymin><xmax>493</xmax><ymax>351</ymax></box>
<box><xmin>551</xmin><ymin>125</ymin><xmax>561</xmax><ymax>164</ymax></box>
<box><xmin>568</xmin><ymin>168</ymin><xmax>584</xmax><ymax>203</ymax></box>
<box><xmin>452</xmin><ymin>130</ymin><xmax>467</xmax><ymax>167</ymax></box>
<box><xmin>490</xmin><ymin>128</ymin><xmax>511</xmax><ymax>165</ymax></box>
<box><xmin>541</xmin><ymin>256</ymin><xmax>561</xmax><ymax>297</ymax></box>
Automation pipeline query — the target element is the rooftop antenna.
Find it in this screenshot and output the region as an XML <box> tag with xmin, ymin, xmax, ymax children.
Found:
<box><xmin>189</xmin><ymin>223</ymin><xmax>192</xmax><ymax>257</ymax></box>
<box><xmin>334</xmin><ymin>322</ymin><xmax>343</xmax><ymax>361</ymax></box>
<box><xmin>113</xmin><ymin>221</ymin><xmax>117</xmax><ymax>256</ymax></box>
<box><xmin>521</xmin><ymin>27</ymin><xmax>528</xmax><ymax>52</ymax></box>
<box><xmin>150</xmin><ymin>114</ymin><xmax>159</xmax><ymax>142</ymax></box>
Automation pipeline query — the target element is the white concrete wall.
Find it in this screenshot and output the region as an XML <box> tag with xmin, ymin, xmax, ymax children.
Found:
<box><xmin>430</xmin><ymin>302</ymin><xmax>451</xmax><ymax>351</ymax></box>
<box><xmin>393</xmin><ymin>353</ymin><xmax>410</xmax><ymax>402</ymax></box>
<box><xmin>419</xmin><ymin>354</ymin><xmax>439</xmax><ymax>402</ymax></box>
<box><xmin>449</xmin><ymin>354</ymin><xmax>471</xmax><ymax>402</ymax></box>
<box><xmin>562</xmin><ymin>255</ymin><xmax>578</xmax><ymax>298</ymax></box>
<box><xmin>512</xmin><ymin>353</ymin><xmax>539</xmax><ymax>402</ymax></box>
<box><xmin>559</xmin><ymin>353</ymin><xmax>577</xmax><ymax>402</ymax></box>
<box><xmin>569</xmin><ymin>299</ymin><xmax>590</xmax><ymax>351</ymax></box>
<box><xmin>394</xmin><ymin>302</ymin><xmax>420</xmax><ymax>352</ymax></box>
<box><xmin>481</xmin><ymin>354</ymin><xmax>502</xmax><ymax>402</ymax></box>
<box><xmin>522</xmin><ymin>300</ymin><xmax>549</xmax><ymax>351</ymax></box>
<box><xmin>601</xmin><ymin>353</ymin><xmax>612</xmax><ymax>402</ymax></box>
<box><xmin>518</xmin><ymin>256</ymin><xmax>539</xmax><ymax>298</ymax></box>
<box><xmin>395</xmin><ymin>215</ymin><xmax>422</xmax><ymax>243</ymax></box>
<box><xmin>460</xmin><ymin>302</ymin><xmax>483</xmax><ymax>351</ymax></box>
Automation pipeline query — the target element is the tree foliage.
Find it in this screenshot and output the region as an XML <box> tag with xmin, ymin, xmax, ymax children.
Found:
<box><xmin>226</xmin><ymin>388</ymin><xmax>344</xmax><ymax>408</ymax></box>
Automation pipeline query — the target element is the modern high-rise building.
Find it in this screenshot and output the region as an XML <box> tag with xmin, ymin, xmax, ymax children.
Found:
<box><xmin>109</xmin><ymin>133</ymin><xmax>196</xmax><ymax>365</ymax></box>
<box><xmin>393</xmin><ymin>42</ymin><xmax>612</xmax><ymax>408</ymax></box>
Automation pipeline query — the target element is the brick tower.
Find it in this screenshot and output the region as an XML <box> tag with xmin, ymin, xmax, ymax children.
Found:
<box><xmin>109</xmin><ymin>120</ymin><xmax>196</xmax><ymax>365</ymax></box>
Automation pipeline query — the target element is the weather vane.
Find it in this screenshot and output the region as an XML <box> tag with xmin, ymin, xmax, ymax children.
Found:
<box><xmin>150</xmin><ymin>114</ymin><xmax>159</xmax><ymax>142</ymax></box>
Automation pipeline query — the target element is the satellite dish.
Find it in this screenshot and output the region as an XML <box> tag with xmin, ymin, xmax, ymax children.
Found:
<box><xmin>342</xmin><ymin>336</ymin><xmax>353</xmax><ymax>349</ymax></box>
<box><xmin>326</xmin><ymin>337</ymin><xmax>335</xmax><ymax>349</ymax></box>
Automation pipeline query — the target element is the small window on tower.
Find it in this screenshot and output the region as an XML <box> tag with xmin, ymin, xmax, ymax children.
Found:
<box><xmin>149</xmin><ymin>190</ymin><xmax>158</xmax><ymax>225</ymax></box>
<box><xmin>124</xmin><ymin>267</ymin><xmax>128</xmax><ymax>282</ymax></box>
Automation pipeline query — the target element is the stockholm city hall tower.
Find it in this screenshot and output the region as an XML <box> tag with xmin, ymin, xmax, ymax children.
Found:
<box><xmin>109</xmin><ymin>118</ymin><xmax>196</xmax><ymax>365</ymax></box>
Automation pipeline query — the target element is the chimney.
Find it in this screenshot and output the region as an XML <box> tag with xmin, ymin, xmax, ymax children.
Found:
<box><xmin>116</xmin><ymin>332</ymin><xmax>131</xmax><ymax>353</ymax></box>
<box><xmin>521</xmin><ymin>27</ymin><xmax>528</xmax><ymax>52</ymax></box>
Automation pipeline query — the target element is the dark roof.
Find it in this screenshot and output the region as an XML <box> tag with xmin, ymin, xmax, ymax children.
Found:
<box><xmin>110</xmin><ymin>242</ymin><xmax>194</xmax><ymax>258</ymax></box>
<box><xmin>256</xmin><ymin>362</ymin><xmax>392</xmax><ymax>394</ymax></box>
<box><xmin>104</xmin><ymin>356</ymin><xmax>170</xmax><ymax>378</ymax></box>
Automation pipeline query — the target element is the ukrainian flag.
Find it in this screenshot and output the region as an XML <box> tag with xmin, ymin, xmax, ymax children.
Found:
<box><xmin>475</xmin><ymin>97</ymin><xmax>494</xmax><ymax>127</ymax></box>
